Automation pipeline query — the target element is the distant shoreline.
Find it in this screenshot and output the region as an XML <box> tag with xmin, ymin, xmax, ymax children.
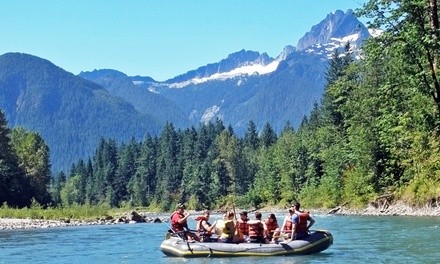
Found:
<box><xmin>1</xmin><ymin>202</ymin><xmax>439</xmax><ymax>231</ymax></box>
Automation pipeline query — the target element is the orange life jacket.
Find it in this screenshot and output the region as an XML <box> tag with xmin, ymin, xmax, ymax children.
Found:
<box><xmin>295</xmin><ymin>211</ymin><xmax>310</xmax><ymax>233</ymax></box>
<box><xmin>264</xmin><ymin>219</ymin><xmax>278</xmax><ymax>234</ymax></box>
<box><xmin>171</xmin><ymin>211</ymin><xmax>187</xmax><ymax>232</ymax></box>
<box><xmin>195</xmin><ymin>215</ymin><xmax>211</xmax><ymax>237</ymax></box>
<box><xmin>248</xmin><ymin>220</ymin><xmax>264</xmax><ymax>238</ymax></box>
<box><xmin>284</xmin><ymin>216</ymin><xmax>293</xmax><ymax>232</ymax></box>
<box><xmin>237</xmin><ymin>218</ymin><xmax>249</xmax><ymax>236</ymax></box>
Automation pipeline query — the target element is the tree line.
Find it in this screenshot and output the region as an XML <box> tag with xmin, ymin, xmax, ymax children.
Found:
<box><xmin>1</xmin><ymin>0</ymin><xmax>439</xmax><ymax>210</ymax></box>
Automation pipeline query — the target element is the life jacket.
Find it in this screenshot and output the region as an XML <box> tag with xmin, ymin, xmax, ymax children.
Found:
<box><xmin>264</xmin><ymin>219</ymin><xmax>278</xmax><ymax>234</ymax></box>
<box><xmin>220</xmin><ymin>220</ymin><xmax>234</xmax><ymax>239</ymax></box>
<box><xmin>170</xmin><ymin>211</ymin><xmax>187</xmax><ymax>232</ymax></box>
<box><xmin>195</xmin><ymin>215</ymin><xmax>211</xmax><ymax>237</ymax></box>
<box><xmin>295</xmin><ymin>211</ymin><xmax>310</xmax><ymax>233</ymax></box>
<box><xmin>237</xmin><ymin>218</ymin><xmax>249</xmax><ymax>236</ymax></box>
<box><xmin>284</xmin><ymin>217</ymin><xmax>293</xmax><ymax>232</ymax></box>
<box><xmin>248</xmin><ymin>220</ymin><xmax>264</xmax><ymax>238</ymax></box>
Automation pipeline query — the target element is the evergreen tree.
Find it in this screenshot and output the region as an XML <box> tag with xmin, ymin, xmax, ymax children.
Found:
<box><xmin>244</xmin><ymin>120</ymin><xmax>259</xmax><ymax>151</ymax></box>
<box><xmin>260</xmin><ymin>122</ymin><xmax>277</xmax><ymax>148</ymax></box>
<box><xmin>0</xmin><ymin>110</ymin><xmax>30</xmax><ymax>207</ymax></box>
<box><xmin>114</xmin><ymin>138</ymin><xmax>139</xmax><ymax>206</ymax></box>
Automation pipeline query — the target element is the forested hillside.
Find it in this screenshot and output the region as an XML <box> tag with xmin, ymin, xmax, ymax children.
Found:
<box><xmin>0</xmin><ymin>53</ymin><xmax>161</xmax><ymax>171</ymax></box>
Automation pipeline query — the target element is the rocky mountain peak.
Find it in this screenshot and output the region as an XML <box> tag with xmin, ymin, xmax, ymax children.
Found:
<box><xmin>296</xmin><ymin>9</ymin><xmax>370</xmax><ymax>52</ymax></box>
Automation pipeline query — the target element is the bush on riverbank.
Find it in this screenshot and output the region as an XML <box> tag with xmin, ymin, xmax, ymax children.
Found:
<box><xmin>0</xmin><ymin>200</ymin><xmax>115</xmax><ymax>220</ymax></box>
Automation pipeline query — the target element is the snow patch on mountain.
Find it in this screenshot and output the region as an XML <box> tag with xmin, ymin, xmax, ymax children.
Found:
<box><xmin>304</xmin><ymin>31</ymin><xmax>365</xmax><ymax>59</ymax></box>
<box><xmin>132</xmin><ymin>80</ymin><xmax>144</xmax><ymax>85</ymax></box>
<box><xmin>169</xmin><ymin>60</ymin><xmax>279</xmax><ymax>88</ymax></box>
<box><xmin>201</xmin><ymin>105</ymin><xmax>221</xmax><ymax>123</ymax></box>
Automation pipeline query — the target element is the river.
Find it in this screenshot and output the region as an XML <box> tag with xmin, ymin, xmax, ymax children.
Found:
<box><xmin>1</xmin><ymin>214</ymin><xmax>439</xmax><ymax>263</ymax></box>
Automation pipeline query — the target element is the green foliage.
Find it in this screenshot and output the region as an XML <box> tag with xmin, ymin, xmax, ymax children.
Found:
<box><xmin>400</xmin><ymin>132</ymin><xmax>440</xmax><ymax>205</ymax></box>
<box><xmin>342</xmin><ymin>167</ymin><xmax>375</xmax><ymax>208</ymax></box>
<box><xmin>0</xmin><ymin>202</ymin><xmax>112</xmax><ymax>220</ymax></box>
<box><xmin>10</xmin><ymin>127</ymin><xmax>51</xmax><ymax>205</ymax></box>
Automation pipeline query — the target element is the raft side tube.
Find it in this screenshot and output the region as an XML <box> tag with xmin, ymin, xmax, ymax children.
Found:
<box><xmin>159</xmin><ymin>230</ymin><xmax>333</xmax><ymax>257</ymax></box>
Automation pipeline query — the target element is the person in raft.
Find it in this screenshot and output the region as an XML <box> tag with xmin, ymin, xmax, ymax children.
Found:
<box><xmin>291</xmin><ymin>201</ymin><xmax>315</xmax><ymax>240</ymax></box>
<box><xmin>236</xmin><ymin>211</ymin><xmax>250</xmax><ymax>241</ymax></box>
<box><xmin>264</xmin><ymin>213</ymin><xmax>281</xmax><ymax>243</ymax></box>
<box><xmin>248</xmin><ymin>212</ymin><xmax>268</xmax><ymax>243</ymax></box>
<box><xmin>170</xmin><ymin>203</ymin><xmax>197</xmax><ymax>242</ymax></box>
<box><xmin>195</xmin><ymin>210</ymin><xmax>216</xmax><ymax>242</ymax></box>
<box><xmin>280</xmin><ymin>207</ymin><xmax>294</xmax><ymax>239</ymax></box>
<box><xmin>218</xmin><ymin>211</ymin><xmax>236</xmax><ymax>243</ymax></box>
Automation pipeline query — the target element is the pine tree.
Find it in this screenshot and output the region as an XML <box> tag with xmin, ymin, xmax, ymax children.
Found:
<box><xmin>0</xmin><ymin>110</ymin><xmax>30</xmax><ymax>207</ymax></box>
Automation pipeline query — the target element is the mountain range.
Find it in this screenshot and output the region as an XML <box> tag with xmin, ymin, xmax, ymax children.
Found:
<box><xmin>0</xmin><ymin>9</ymin><xmax>371</xmax><ymax>172</ymax></box>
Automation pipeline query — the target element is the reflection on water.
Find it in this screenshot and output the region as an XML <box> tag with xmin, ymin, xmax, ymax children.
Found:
<box><xmin>1</xmin><ymin>214</ymin><xmax>439</xmax><ymax>264</ymax></box>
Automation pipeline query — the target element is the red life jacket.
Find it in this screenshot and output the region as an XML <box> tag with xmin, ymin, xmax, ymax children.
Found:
<box><xmin>248</xmin><ymin>220</ymin><xmax>264</xmax><ymax>238</ymax></box>
<box><xmin>264</xmin><ymin>219</ymin><xmax>278</xmax><ymax>234</ymax></box>
<box><xmin>171</xmin><ymin>211</ymin><xmax>187</xmax><ymax>232</ymax></box>
<box><xmin>237</xmin><ymin>218</ymin><xmax>249</xmax><ymax>236</ymax></box>
<box><xmin>295</xmin><ymin>211</ymin><xmax>310</xmax><ymax>233</ymax></box>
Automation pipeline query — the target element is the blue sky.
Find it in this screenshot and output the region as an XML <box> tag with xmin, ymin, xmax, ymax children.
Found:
<box><xmin>1</xmin><ymin>0</ymin><xmax>366</xmax><ymax>81</ymax></box>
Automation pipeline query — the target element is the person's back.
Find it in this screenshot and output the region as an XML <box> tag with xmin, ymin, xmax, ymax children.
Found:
<box><xmin>219</xmin><ymin>211</ymin><xmax>235</xmax><ymax>243</ymax></box>
<box><xmin>248</xmin><ymin>212</ymin><xmax>267</xmax><ymax>243</ymax></box>
<box><xmin>237</xmin><ymin>211</ymin><xmax>249</xmax><ymax>240</ymax></box>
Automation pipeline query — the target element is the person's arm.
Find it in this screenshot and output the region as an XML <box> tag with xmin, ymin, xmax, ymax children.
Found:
<box><xmin>291</xmin><ymin>214</ymin><xmax>298</xmax><ymax>240</ymax></box>
<box><xmin>178</xmin><ymin>212</ymin><xmax>190</xmax><ymax>224</ymax></box>
<box><xmin>281</xmin><ymin>216</ymin><xmax>288</xmax><ymax>231</ymax></box>
<box><xmin>202</xmin><ymin>221</ymin><xmax>214</xmax><ymax>232</ymax></box>
<box><xmin>307</xmin><ymin>216</ymin><xmax>315</xmax><ymax>229</ymax></box>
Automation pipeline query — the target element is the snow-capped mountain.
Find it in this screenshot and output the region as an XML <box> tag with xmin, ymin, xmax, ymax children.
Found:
<box><xmin>82</xmin><ymin>9</ymin><xmax>371</xmax><ymax>135</ymax></box>
<box><xmin>297</xmin><ymin>9</ymin><xmax>370</xmax><ymax>57</ymax></box>
<box><xmin>162</xmin><ymin>9</ymin><xmax>369</xmax><ymax>90</ymax></box>
<box><xmin>165</xmin><ymin>49</ymin><xmax>280</xmax><ymax>88</ymax></box>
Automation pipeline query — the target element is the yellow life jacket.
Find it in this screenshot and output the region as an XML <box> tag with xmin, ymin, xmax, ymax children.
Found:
<box><xmin>220</xmin><ymin>220</ymin><xmax>234</xmax><ymax>239</ymax></box>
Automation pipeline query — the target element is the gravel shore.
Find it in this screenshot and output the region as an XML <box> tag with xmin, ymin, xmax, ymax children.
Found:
<box><xmin>0</xmin><ymin>214</ymin><xmax>169</xmax><ymax>231</ymax></box>
<box><xmin>1</xmin><ymin>202</ymin><xmax>438</xmax><ymax>230</ymax></box>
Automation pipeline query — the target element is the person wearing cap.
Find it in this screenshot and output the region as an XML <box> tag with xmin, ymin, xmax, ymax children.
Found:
<box><xmin>170</xmin><ymin>203</ymin><xmax>197</xmax><ymax>241</ymax></box>
<box><xmin>237</xmin><ymin>211</ymin><xmax>249</xmax><ymax>241</ymax></box>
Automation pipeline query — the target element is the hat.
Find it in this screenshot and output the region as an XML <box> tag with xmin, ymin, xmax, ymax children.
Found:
<box><xmin>239</xmin><ymin>211</ymin><xmax>248</xmax><ymax>216</ymax></box>
<box><xmin>177</xmin><ymin>203</ymin><xmax>185</xmax><ymax>209</ymax></box>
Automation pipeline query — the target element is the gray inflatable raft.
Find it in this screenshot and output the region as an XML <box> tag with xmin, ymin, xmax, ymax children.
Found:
<box><xmin>160</xmin><ymin>230</ymin><xmax>333</xmax><ymax>257</ymax></box>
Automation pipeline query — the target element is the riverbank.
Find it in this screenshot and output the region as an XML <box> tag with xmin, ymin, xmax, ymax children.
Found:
<box><xmin>1</xmin><ymin>202</ymin><xmax>439</xmax><ymax>230</ymax></box>
<box><xmin>330</xmin><ymin>201</ymin><xmax>440</xmax><ymax>217</ymax></box>
<box><xmin>0</xmin><ymin>211</ymin><xmax>169</xmax><ymax>230</ymax></box>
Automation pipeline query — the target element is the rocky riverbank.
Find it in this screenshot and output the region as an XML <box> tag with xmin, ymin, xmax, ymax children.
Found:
<box><xmin>2</xmin><ymin>202</ymin><xmax>439</xmax><ymax>230</ymax></box>
<box><xmin>329</xmin><ymin>201</ymin><xmax>440</xmax><ymax>217</ymax></box>
<box><xmin>0</xmin><ymin>211</ymin><xmax>169</xmax><ymax>231</ymax></box>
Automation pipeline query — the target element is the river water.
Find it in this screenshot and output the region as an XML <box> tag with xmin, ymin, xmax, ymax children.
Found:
<box><xmin>1</xmin><ymin>214</ymin><xmax>439</xmax><ymax>264</ymax></box>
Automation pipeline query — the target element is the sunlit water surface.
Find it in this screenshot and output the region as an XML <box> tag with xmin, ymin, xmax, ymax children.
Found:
<box><xmin>1</xmin><ymin>214</ymin><xmax>439</xmax><ymax>264</ymax></box>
